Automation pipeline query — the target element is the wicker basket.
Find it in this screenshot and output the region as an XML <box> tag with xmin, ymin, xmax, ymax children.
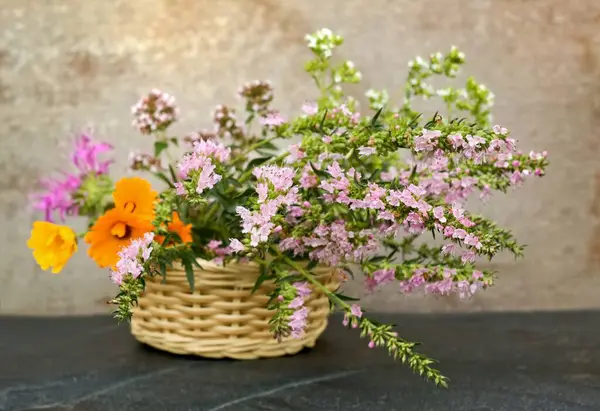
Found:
<box><xmin>130</xmin><ymin>259</ymin><xmax>340</xmax><ymax>359</ymax></box>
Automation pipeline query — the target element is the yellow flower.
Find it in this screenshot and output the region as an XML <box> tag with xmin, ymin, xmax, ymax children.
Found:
<box><xmin>27</xmin><ymin>222</ymin><xmax>78</xmax><ymax>274</ymax></box>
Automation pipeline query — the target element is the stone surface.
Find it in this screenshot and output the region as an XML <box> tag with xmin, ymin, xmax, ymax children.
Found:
<box><xmin>1</xmin><ymin>312</ymin><xmax>600</xmax><ymax>410</ymax></box>
<box><xmin>1</xmin><ymin>0</ymin><xmax>600</xmax><ymax>314</ymax></box>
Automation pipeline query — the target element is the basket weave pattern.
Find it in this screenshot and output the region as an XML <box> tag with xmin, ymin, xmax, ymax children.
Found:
<box><xmin>130</xmin><ymin>259</ymin><xmax>340</xmax><ymax>359</ymax></box>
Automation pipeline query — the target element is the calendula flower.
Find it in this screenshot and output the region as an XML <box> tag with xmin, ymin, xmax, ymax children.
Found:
<box><xmin>155</xmin><ymin>212</ymin><xmax>193</xmax><ymax>246</ymax></box>
<box><xmin>112</xmin><ymin>177</ymin><xmax>157</xmax><ymax>221</ymax></box>
<box><xmin>27</xmin><ymin>222</ymin><xmax>78</xmax><ymax>273</ymax></box>
<box><xmin>84</xmin><ymin>208</ymin><xmax>154</xmax><ymax>268</ymax></box>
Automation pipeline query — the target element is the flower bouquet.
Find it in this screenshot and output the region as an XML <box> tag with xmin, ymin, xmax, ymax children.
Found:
<box><xmin>27</xmin><ymin>29</ymin><xmax>548</xmax><ymax>386</ymax></box>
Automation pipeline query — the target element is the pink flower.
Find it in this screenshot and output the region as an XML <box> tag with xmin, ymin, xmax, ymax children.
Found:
<box><xmin>174</xmin><ymin>182</ymin><xmax>186</xmax><ymax>196</ymax></box>
<box><xmin>461</xmin><ymin>250</ymin><xmax>477</xmax><ymax>264</ymax></box>
<box><xmin>193</xmin><ymin>140</ymin><xmax>231</xmax><ymax>163</ymax></box>
<box><xmin>253</xmin><ymin>165</ymin><xmax>295</xmax><ymax>192</ymax></box>
<box><xmin>32</xmin><ymin>132</ymin><xmax>113</xmax><ymax>222</ymax></box>
<box><xmin>207</xmin><ymin>240</ymin><xmax>222</xmax><ymax>250</ymax></box>
<box><xmin>229</xmin><ymin>239</ymin><xmax>245</xmax><ymax>253</ymax></box>
<box><xmin>358</xmin><ymin>146</ymin><xmax>376</xmax><ymax>157</ymax></box>
<box><xmin>196</xmin><ymin>160</ymin><xmax>222</xmax><ymax>193</ymax></box>
<box><xmin>365</xmin><ymin>268</ymin><xmax>395</xmax><ymax>292</ymax></box>
<box><xmin>464</xmin><ymin>234</ymin><xmax>482</xmax><ymax>249</ymax></box>
<box><xmin>294</xmin><ymin>281</ymin><xmax>312</xmax><ymax>297</ymax></box>
<box><xmin>132</xmin><ymin>89</ymin><xmax>179</xmax><ymax>134</ymax></box>
<box><xmin>441</xmin><ymin>243</ymin><xmax>456</xmax><ymax>255</ymax></box>
<box><xmin>414</xmin><ymin>129</ymin><xmax>441</xmax><ymax>152</ymax></box>
<box><xmin>260</xmin><ymin>111</ymin><xmax>286</xmax><ymax>127</ymax></box>
<box><xmin>111</xmin><ymin>236</ymin><xmax>154</xmax><ymax>284</ymax></box>
<box><xmin>492</xmin><ymin>124</ymin><xmax>508</xmax><ymax>135</ymax></box>
<box><xmin>286</xmin><ymin>144</ymin><xmax>305</xmax><ymax>163</ymax></box>
<box><xmin>452</xmin><ymin>228</ymin><xmax>467</xmax><ymax>239</ymax></box>
<box><xmin>256</xmin><ymin>183</ymin><xmax>269</xmax><ymax>203</ymax></box>
<box><xmin>350</xmin><ymin>304</ymin><xmax>363</xmax><ymax>318</ymax></box>
<box><xmin>447</xmin><ymin>133</ymin><xmax>464</xmax><ymax>149</ymax></box>
<box><xmin>443</xmin><ymin>226</ymin><xmax>455</xmax><ymax>237</ymax></box>
<box><xmin>288</xmin><ymin>297</ymin><xmax>304</xmax><ymax>309</ymax></box>
<box><xmin>302</xmin><ymin>101</ymin><xmax>318</xmax><ymax>115</ymax></box>
<box><xmin>433</xmin><ymin>206</ymin><xmax>446</xmax><ymax>223</ymax></box>
<box><xmin>32</xmin><ymin>175</ymin><xmax>81</xmax><ymax>222</ymax></box>
<box><xmin>71</xmin><ymin>132</ymin><xmax>113</xmax><ymax>175</ymax></box>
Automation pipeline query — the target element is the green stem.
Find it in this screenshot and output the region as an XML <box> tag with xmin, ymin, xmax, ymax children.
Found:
<box><xmin>272</xmin><ymin>248</ymin><xmax>348</xmax><ymax>311</ymax></box>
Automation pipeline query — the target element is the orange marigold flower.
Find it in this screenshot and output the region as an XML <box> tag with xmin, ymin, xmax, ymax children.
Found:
<box><xmin>27</xmin><ymin>222</ymin><xmax>78</xmax><ymax>274</ymax></box>
<box><xmin>113</xmin><ymin>177</ymin><xmax>157</xmax><ymax>221</ymax></box>
<box><xmin>156</xmin><ymin>212</ymin><xmax>193</xmax><ymax>246</ymax></box>
<box><xmin>84</xmin><ymin>208</ymin><xmax>154</xmax><ymax>268</ymax></box>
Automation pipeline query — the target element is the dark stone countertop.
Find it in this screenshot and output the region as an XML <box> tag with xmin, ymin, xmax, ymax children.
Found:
<box><xmin>1</xmin><ymin>311</ymin><xmax>599</xmax><ymax>411</ymax></box>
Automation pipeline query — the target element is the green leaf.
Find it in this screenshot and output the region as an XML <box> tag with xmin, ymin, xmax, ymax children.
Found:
<box><xmin>234</xmin><ymin>187</ymin><xmax>256</xmax><ymax>199</ymax></box>
<box><xmin>154</xmin><ymin>140</ymin><xmax>169</xmax><ymax>157</ymax></box>
<box><xmin>155</xmin><ymin>172</ymin><xmax>175</xmax><ymax>188</ymax></box>
<box><xmin>168</xmin><ymin>165</ymin><xmax>178</xmax><ymax>182</ymax></box>
<box><xmin>309</xmin><ymin>162</ymin><xmax>329</xmax><ymax>179</ymax></box>
<box><xmin>334</xmin><ymin>293</ymin><xmax>361</xmax><ymax>302</ymax></box>
<box><xmin>319</xmin><ymin>110</ymin><xmax>328</xmax><ymax>130</ymax></box>
<box><xmin>183</xmin><ymin>259</ymin><xmax>195</xmax><ymax>293</ymax></box>
<box><xmin>159</xmin><ymin>261</ymin><xmax>167</xmax><ymax>284</ymax></box>
<box><xmin>259</xmin><ymin>141</ymin><xmax>278</xmax><ymax>151</ymax></box>
<box><xmin>252</xmin><ymin>268</ymin><xmax>272</xmax><ymax>294</ymax></box>
<box><xmin>370</xmin><ymin>107</ymin><xmax>383</xmax><ymax>126</ymax></box>
<box><xmin>170</xmin><ymin>137</ymin><xmax>179</xmax><ymax>146</ymax></box>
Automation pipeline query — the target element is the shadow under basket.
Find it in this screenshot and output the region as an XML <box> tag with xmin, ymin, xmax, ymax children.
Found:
<box><xmin>130</xmin><ymin>259</ymin><xmax>341</xmax><ymax>360</ymax></box>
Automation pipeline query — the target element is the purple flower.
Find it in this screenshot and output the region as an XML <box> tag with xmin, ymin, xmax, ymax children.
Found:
<box><xmin>32</xmin><ymin>132</ymin><xmax>113</xmax><ymax>222</ymax></box>
<box><xmin>72</xmin><ymin>132</ymin><xmax>113</xmax><ymax>175</ymax></box>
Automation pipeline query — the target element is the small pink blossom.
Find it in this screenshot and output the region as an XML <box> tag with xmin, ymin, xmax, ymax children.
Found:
<box><xmin>461</xmin><ymin>250</ymin><xmax>477</xmax><ymax>264</ymax></box>
<box><xmin>358</xmin><ymin>146</ymin><xmax>376</xmax><ymax>157</ymax></box>
<box><xmin>433</xmin><ymin>206</ymin><xmax>446</xmax><ymax>223</ymax></box>
<box><xmin>228</xmin><ymin>239</ymin><xmax>245</xmax><ymax>253</ymax></box>
<box><xmin>441</xmin><ymin>243</ymin><xmax>456</xmax><ymax>255</ymax></box>
<box><xmin>260</xmin><ymin>111</ymin><xmax>286</xmax><ymax>127</ymax></box>
<box><xmin>302</xmin><ymin>101</ymin><xmax>318</xmax><ymax>115</ymax></box>
<box><xmin>350</xmin><ymin>304</ymin><xmax>363</xmax><ymax>318</ymax></box>
<box><xmin>447</xmin><ymin>133</ymin><xmax>465</xmax><ymax>148</ymax></box>
<box><xmin>492</xmin><ymin>124</ymin><xmax>508</xmax><ymax>135</ymax></box>
<box><xmin>174</xmin><ymin>182</ymin><xmax>186</xmax><ymax>196</ymax></box>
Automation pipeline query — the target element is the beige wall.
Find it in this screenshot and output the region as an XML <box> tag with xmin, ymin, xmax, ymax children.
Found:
<box><xmin>1</xmin><ymin>0</ymin><xmax>599</xmax><ymax>315</ymax></box>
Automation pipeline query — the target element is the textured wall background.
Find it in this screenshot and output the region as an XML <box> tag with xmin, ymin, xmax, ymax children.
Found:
<box><xmin>1</xmin><ymin>0</ymin><xmax>599</xmax><ymax>315</ymax></box>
